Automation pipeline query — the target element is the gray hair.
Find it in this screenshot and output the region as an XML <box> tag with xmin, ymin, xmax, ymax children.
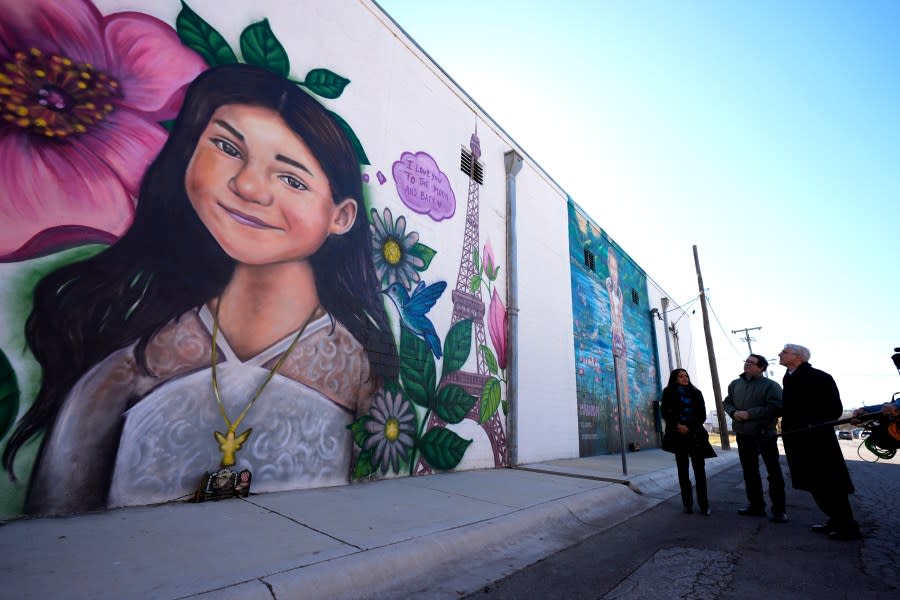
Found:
<box><xmin>783</xmin><ymin>344</ymin><xmax>811</xmax><ymax>362</ymax></box>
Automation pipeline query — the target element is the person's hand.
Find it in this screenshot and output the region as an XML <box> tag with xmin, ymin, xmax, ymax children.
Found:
<box><xmin>676</xmin><ymin>424</ymin><xmax>689</xmax><ymax>434</ymax></box>
<box><xmin>734</xmin><ymin>410</ymin><xmax>750</xmax><ymax>422</ymax></box>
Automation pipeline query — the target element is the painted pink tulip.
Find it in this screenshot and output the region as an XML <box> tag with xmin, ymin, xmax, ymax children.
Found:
<box><xmin>0</xmin><ymin>0</ymin><xmax>208</xmax><ymax>260</ymax></box>
<box><xmin>482</xmin><ymin>241</ymin><xmax>496</xmax><ymax>279</ymax></box>
<box><xmin>488</xmin><ymin>288</ymin><xmax>508</xmax><ymax>370</ymax></box>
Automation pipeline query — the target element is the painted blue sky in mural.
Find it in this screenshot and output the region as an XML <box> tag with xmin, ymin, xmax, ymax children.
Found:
<box><xmin>380</xmin><ymin>0</ymin><xmax>900</xmax><ymax>408</ymax></box>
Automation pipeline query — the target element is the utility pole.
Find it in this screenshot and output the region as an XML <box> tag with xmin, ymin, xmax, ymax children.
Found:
<box><xmin>732</xmin><ymin>326</ymin><xmax>762</xmax><ymax>355</ymax></box>
<box><xmin>693</xmin><ymin>245</ymin><xmax>729</xmax><ymax>450</ymax></box>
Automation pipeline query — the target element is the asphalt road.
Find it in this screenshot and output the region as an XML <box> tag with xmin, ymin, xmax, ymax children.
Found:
<box><xmin>465</xmin><ymin>439</ymin><xmax>899</xmax><ymax>600</ymax></box>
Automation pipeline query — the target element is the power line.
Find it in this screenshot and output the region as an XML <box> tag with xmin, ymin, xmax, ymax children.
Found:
<box><xmin>706</xmin><ymin>297</ymin><xmax>744</xmax><ymax>358</ymax></box>
<box><xmin>662</xmin><ymin>294</ymin><xmax>700</xmax><ymax>315</ymax></box>
<box><xmin>670</xmin><ymin>296</ymin><xmax>700</xmax><ymax>325</ymax></box>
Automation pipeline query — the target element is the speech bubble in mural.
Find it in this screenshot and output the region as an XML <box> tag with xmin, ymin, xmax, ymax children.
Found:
<box><xmin>392</xmin><ymin>152</ymin><xmax>456</xmax><ymax>221</ymax></box>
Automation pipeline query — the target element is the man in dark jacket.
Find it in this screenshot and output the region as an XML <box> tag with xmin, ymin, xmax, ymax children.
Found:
<box><xmin>779</xmin><ymin>344</ymin><xmax>861</xmax><ymax>540</ymax></box>
<box><xmin>724</xmin><ymin>354</ymin><xmax>786</xmax><ymax>522</ymax></box>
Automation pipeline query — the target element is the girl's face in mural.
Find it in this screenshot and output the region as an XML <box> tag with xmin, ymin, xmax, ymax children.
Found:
<box><xmin>185</xmin><ymin>104</ymin><xmax>357</xmax><ymax>266</ymax></box>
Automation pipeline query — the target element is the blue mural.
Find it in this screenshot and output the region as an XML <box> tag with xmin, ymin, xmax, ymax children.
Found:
<box><xmin>567</xmin><ymin>201</ymin><xmax>660</xmax><ymax>455</ymax></box>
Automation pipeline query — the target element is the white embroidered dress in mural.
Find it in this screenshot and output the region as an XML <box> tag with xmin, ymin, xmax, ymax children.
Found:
<box><xmin>107</xmin><ymin>307</ymin><xmax>365</xmax><ymax>507</ymax></box>
<box><xmin>28</xmin><ymin>306</ymin><xmax>372</xmax><ymax>515</ymax></box>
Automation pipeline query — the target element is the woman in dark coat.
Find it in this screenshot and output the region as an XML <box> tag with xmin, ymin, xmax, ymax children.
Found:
<box><xmin>661</xmin><ymin>368</ymin><xmax>716</xmax><ymax>515</ymax></box>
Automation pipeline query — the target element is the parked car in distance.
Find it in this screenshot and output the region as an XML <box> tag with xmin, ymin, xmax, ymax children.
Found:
<box><xmin>837</xmin><ymin>430</ymin><xmax>852</xmax><ymax>440</ymax></box>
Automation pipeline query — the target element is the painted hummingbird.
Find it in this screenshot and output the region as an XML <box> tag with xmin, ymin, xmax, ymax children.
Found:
<box><xmin>382</xmin><ymin>280</ymin><xmax>447</xmax><ymax>358</ymax></box>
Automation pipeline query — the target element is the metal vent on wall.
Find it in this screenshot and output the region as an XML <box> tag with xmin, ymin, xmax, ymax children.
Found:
<box><xmin>583</xmin><ymin>249</ymin><xmax>596</xmax><ymax>271</ymax></box>
<box><xmin>460</xmin><ymin>147</ymin><xmax>484</xmax><ymax>185</ymax></box>
<box><xmin>631</xmin><ymin>288</ymin><xmax>640</xmax><ymax>304</ymax></box>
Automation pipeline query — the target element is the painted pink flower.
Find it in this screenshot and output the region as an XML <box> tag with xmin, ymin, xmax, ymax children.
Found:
<box><xmin>482</xmin><ymin>240</ymin><xmax>497</xmax><ymax>280</ymax></box>
<box><xmin>0</xmin><ymin>0</ymin><xmax>207</xmax><ymax>261</ymax></box>
<box><xmin>488</xmin><ymin>288</ymin><xmax>508</xmax><ymax>370</ymax></box>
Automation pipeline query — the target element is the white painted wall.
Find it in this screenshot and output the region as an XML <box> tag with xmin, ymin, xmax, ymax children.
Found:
<box><xmin>512</xmin><ymin>166</ymin><xmax>580</xmax><ymax>463</ymax></box>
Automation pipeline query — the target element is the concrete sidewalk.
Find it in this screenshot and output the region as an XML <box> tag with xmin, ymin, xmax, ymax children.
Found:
<box><xmin>0</xmin><ymin>448</ymin><xmax>740</xmax><ymax>599</ymax></box>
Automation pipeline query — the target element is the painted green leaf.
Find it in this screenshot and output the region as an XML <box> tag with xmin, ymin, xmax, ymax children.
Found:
<box><xmin>0</xmin><ymin>348</ymin><xmax>20</xmax><ymax>441</ymax></box>
<box><xmin>160</xmin><ymin>119</ymin><xmax>175</xmax><ymax>132</ymax></box>
<box><xmin>176</xmin><ymin>1</ymin><xmax>237</xmax><ymax>66</ymax></box>
<box><xmin>404</xmin><ymin>401</ymin><xmax>419</xmax><ymax>439</ymax></box>
<box><xmin>501</xmin><ymin>399</ymin><xmax>509</xmax><ymax>416</ymax></box>
<box><xmin>382</xmin><ymin>377</ymin><xmax>403</xmax><ymax>397</ymax></box>
<box><xmin>480</xmin><ymin>344</ymin><xmax>498</xmax><ymax>376</ymax></box>
<box><xmin>441</xmin><ymin>319</ymin><xmax>472</xmax><ymax>376</ymax></box>
<box><xmin>327</xmin><ymin>110</ymin><xmax>370</xmax><ymax>165</ymax></box>
<box><xmin>240</xmin><ymin>19</ymin><xmax>289</xmax><ymax>76</ymax></box>
<box><xmin>469</xmin><ymin>274</ymin><xmax>481</xmax><ymax>294</ymax></box>
<box><xmin>409</xmin><ymin>243</ymin><xmax>436</xmax><ymax>272</ymax></box>
<box><xmin>473</xmin><ymin>247</ymin><xmax>481</xmax><ymax>275</ymax></box>
<box><xmin>303</xmin><ymin>68</ymin><xmax>350</xmax><ymax>99</ymax></box>
<box><xmin>400</xmin><ymin>325</ymin><xmax>435</xmax><ymax>408</ymax></box>
<box><xmin>353</xmin><ymin>449</ymin><xmax>375</xmax><ymax>479</ymax></box>
<box><xmin>418</xmin><ymin>427</ymin><xmax>472</xmax><ymax>471</ymax></box>
<box><xmin>434</xmin><ymin>384</ymin><xmax>476</xmax><ymax>424</ymax></box>
<box><xmin>479</xmin><ymin>377</ymin><xmax>502</xmax><ymax>424</ymax></box>
<box><xmin>347</xmin><ymin>416</ymin><xmax>372</xmax><ymax>449</ymax></box>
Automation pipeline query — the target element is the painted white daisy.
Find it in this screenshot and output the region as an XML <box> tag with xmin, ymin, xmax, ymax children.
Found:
<box><xmin>370</xmin><ymin>207</ymin><xmax>424</xmax><ymax>290</ymax></box>
<box><xmin>364</xmin><ymin>390</ymin><xmax>416</xmax><ymax>474</ymax></box>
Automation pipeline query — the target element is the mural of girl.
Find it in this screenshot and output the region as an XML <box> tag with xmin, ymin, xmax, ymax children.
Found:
<box><xmin>2</xmin><ymin>64</ymin><xmax>397</xmax><ymax>515</ymax></box>
<box><xmin>606</xmin><ymin>251</ymin><xmax>631</xmax><ymax>419</ymax></box>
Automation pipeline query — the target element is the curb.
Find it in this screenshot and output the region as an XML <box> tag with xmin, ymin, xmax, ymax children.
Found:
<box><xmin>247</xmin><ymin>483</ymin><xmax>663</xmax><ymax>599</ymax></box>
<box><xmin>238</xmin><ymin>452</ymin><xmax>741</xmax><ymax>599</ymax></box>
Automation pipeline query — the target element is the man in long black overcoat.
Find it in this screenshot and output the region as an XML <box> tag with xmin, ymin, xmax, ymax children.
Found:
<box><xmin>779</xmin><ymin>344</ymin><xmax>861</xmax><ymax>540</ymax></box>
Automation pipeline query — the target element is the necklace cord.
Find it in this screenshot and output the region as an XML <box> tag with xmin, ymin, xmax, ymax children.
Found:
<box><xmin>210</xmin><ymin>303</ymin><xmax>320</xmax><ymax>434</ymax></box>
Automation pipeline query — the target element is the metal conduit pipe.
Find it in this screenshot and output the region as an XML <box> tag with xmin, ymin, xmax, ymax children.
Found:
<box><xmin>661</xmin><ymin>297</ymin><xmax>674</xmax><ymax>372</ymax></box>
<box><xmin>503</xmin><ymin>150</ymin><xmax>523</xmax><ymax>466</ymax></box>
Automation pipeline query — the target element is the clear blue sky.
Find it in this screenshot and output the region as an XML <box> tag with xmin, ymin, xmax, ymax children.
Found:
<box><xmin>377</xmin><ymin>0</ymin><xmax>900</xmax><ymax>409</ymax></box>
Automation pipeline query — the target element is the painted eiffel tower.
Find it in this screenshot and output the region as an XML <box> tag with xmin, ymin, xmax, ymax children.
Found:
<box><xmin>415</xmin><ymin>131</ymin><xmax>508</xmax><ymax>474</ymax></box>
